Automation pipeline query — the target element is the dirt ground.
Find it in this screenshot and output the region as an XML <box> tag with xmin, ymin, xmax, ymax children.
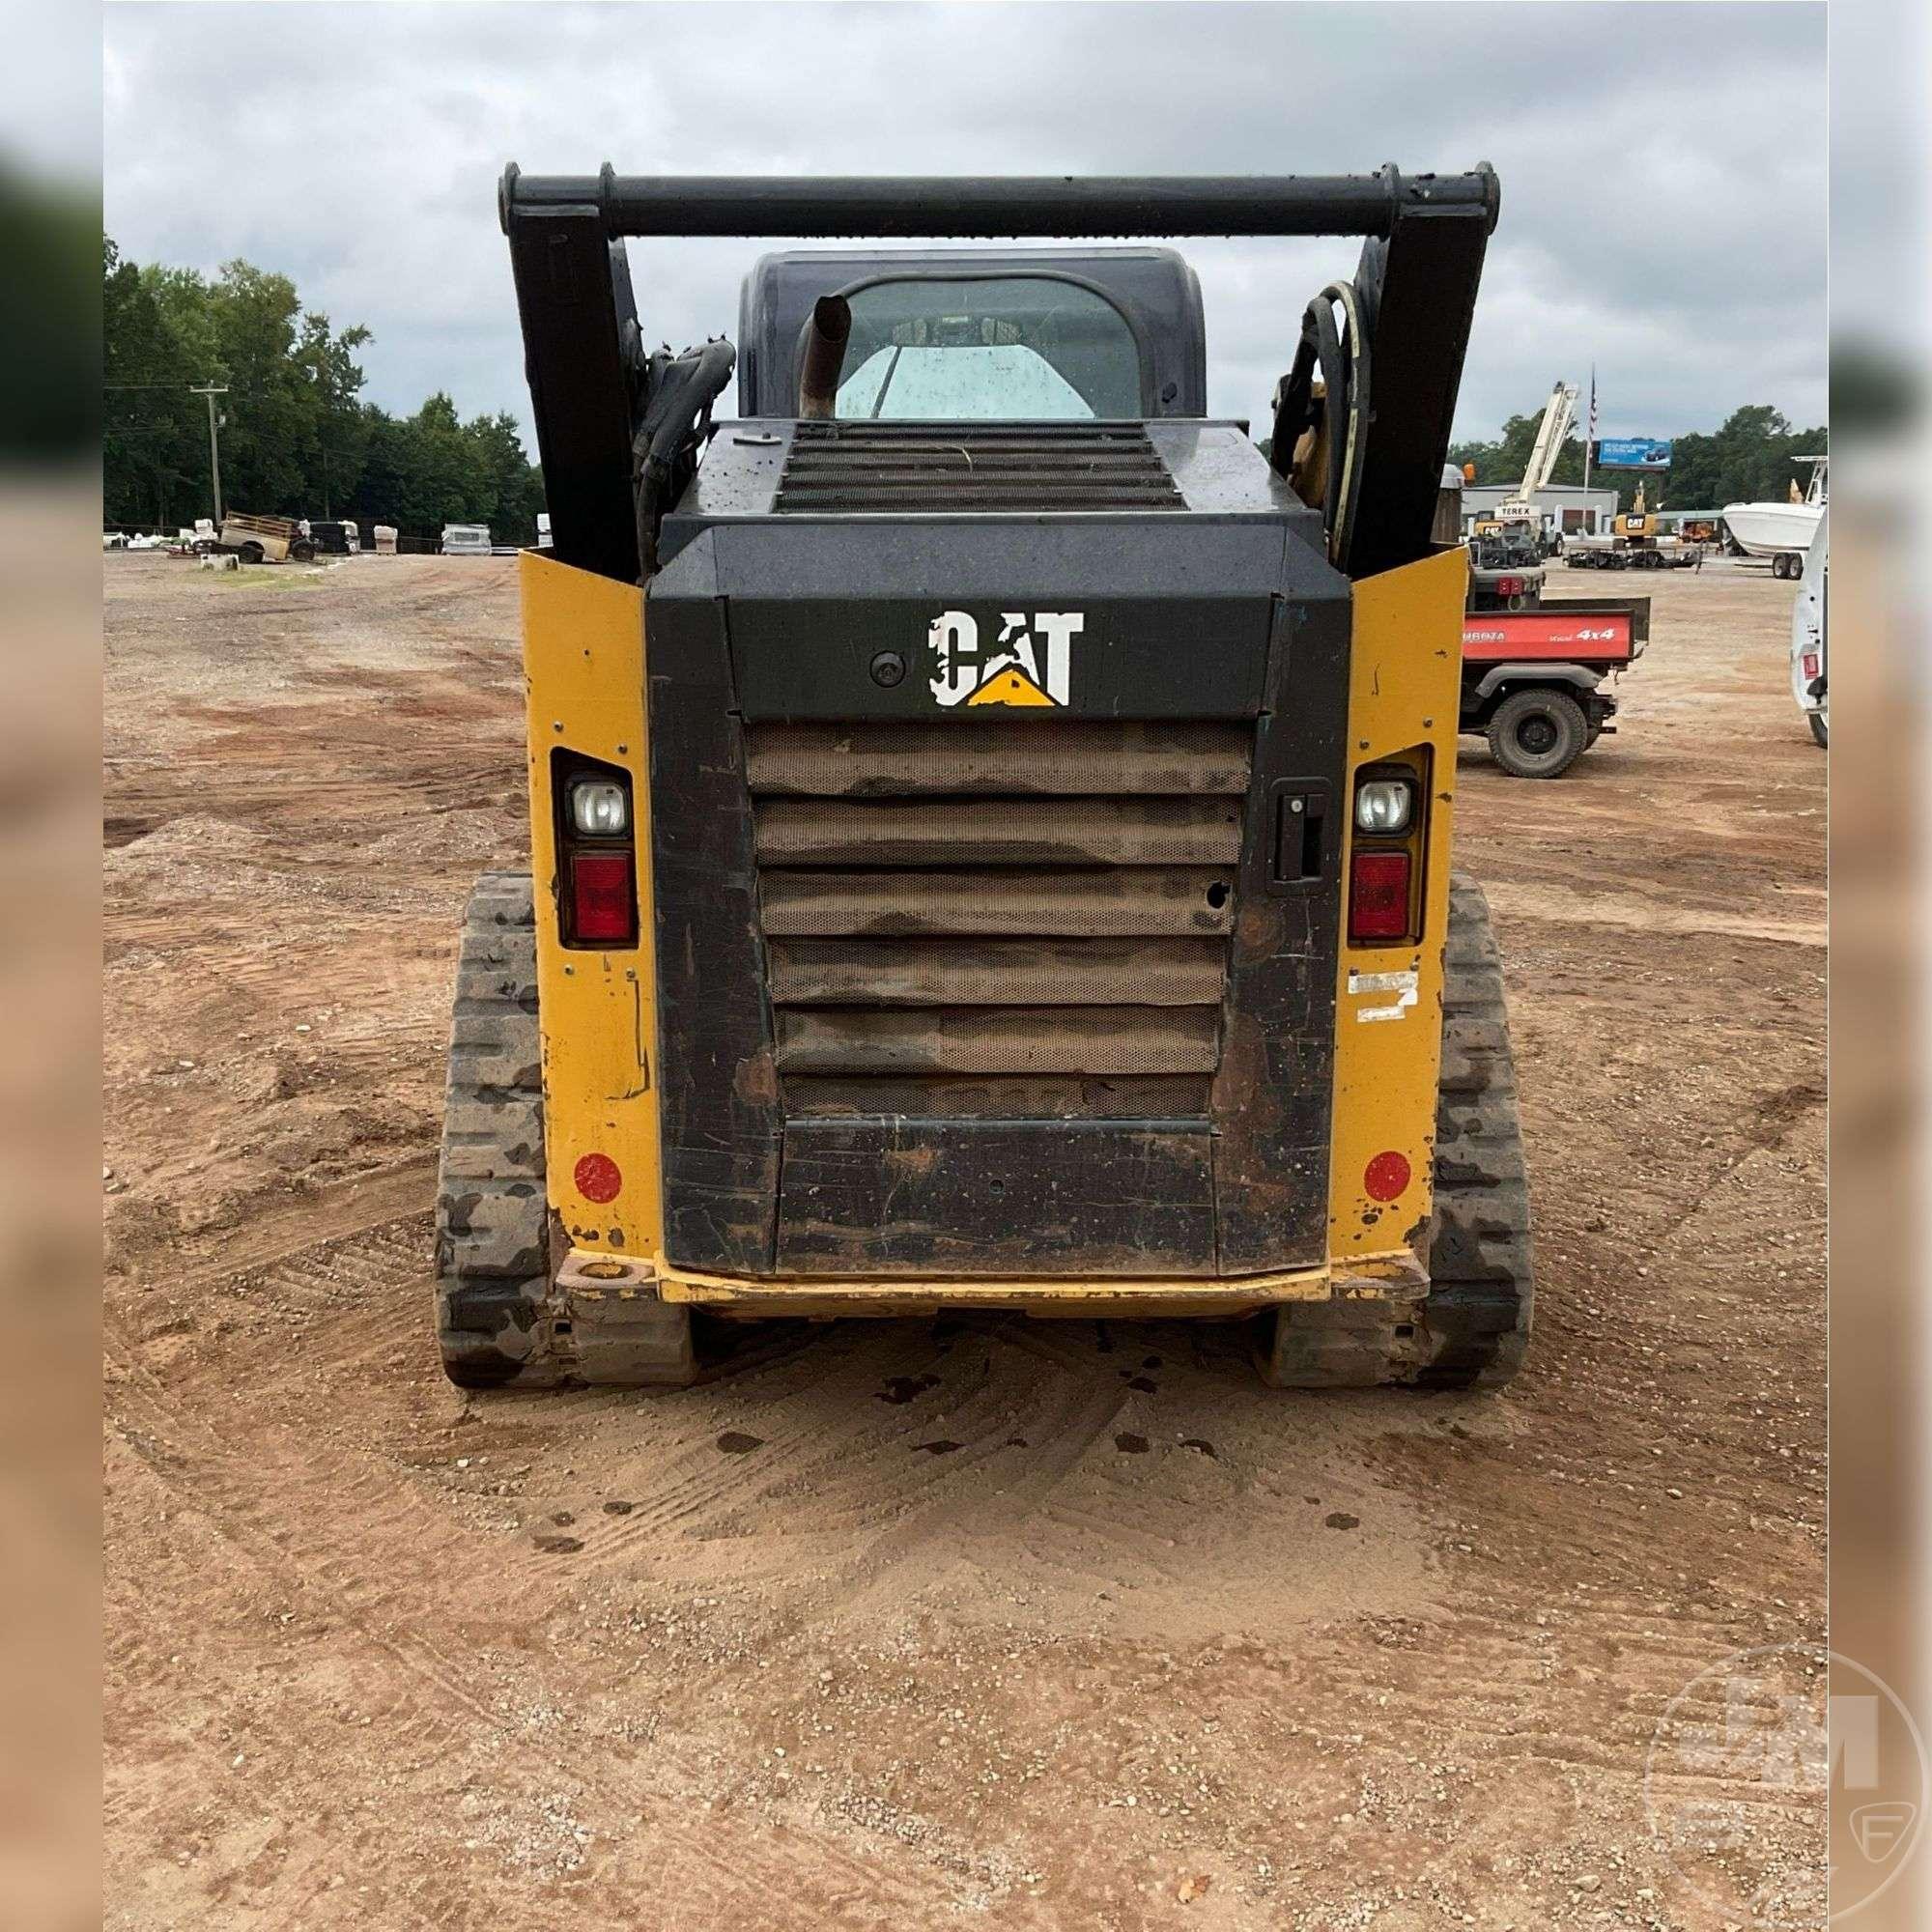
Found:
<box><xmin>103</xmin><ymin>551</ymin><xmax>1825</xmax><ymax>1929</ymax></box>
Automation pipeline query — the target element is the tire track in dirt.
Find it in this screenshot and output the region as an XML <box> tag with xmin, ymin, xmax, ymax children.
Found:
<box><xmin>106</xmin><ymin>1326</ymin><xmax>964</xmax><ymax>1928</ymax></box>
<box><xmin>107</xmin><ymin>1358</ymin><xmax>508</xmax><ymax>1730</ymax></box>
<box><xmin>119</xmin><ymin>1205</ymin><xmax>1447</xmax><ymax>1651</ymax></box>
<box><xmin>1484</xmin><ymin>879</ymin><xmax>1825</xmax><ymax>948</ymax></box>
<box><xmin>108</xmin><ymin>1202</ymin><xmax>1113</xmax><ymax>1924</ymax></box>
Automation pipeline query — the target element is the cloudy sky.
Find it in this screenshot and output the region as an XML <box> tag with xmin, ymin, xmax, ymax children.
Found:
<box><xmin>102</xmin><ymin>1</ymin><xmax>1826</xmax><ymax>448</ymax></box>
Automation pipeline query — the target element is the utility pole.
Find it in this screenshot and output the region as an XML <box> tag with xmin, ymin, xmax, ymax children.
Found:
<box><xmin>189</xmin><ymin>384</ymin><xmax>229</xmax><ymax>525</ymax></box>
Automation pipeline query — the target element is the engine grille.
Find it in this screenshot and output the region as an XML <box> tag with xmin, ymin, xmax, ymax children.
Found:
<box><xmin>773</xmin><ymin>421</ymin><xmax>1186</xmax><ymax>515</ymax></box>
<box><xmin>747</xmin><ymin>721</ymin><xmax>1252</xmax><ymax>1121</ymax></box>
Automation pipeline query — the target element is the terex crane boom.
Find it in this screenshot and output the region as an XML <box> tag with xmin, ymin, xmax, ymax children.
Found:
<box><xmin>1490</xmin><ymin>379</ymin><xmax>1578</xmax><ymax>533</ymax></box>
<box><xmin>1466</xmin><ymin>378</ymin><xmax>1577</xmax><ymax>603</ymax></box>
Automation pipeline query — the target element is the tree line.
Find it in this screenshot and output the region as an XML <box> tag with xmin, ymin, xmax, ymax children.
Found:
<box><xmin>103</xmin><ymin>227</ymin><xmax>1827</xmax><ymax>537</ymax></box>
<box><xmin>1449</xmin><ymin>401</ymin><xmax>1828</xmax><ymax>514</ymax></box>
<box><xmin>103</xmin><ymin>237</ymin><xmax>545</xmax><ymax>544</ymax></box>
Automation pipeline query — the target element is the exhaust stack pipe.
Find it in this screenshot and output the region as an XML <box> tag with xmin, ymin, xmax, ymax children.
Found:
<box><xmin>798</xmin><ymin>294</ymin><xmax>852</xmax><ymax>419</ymax></box>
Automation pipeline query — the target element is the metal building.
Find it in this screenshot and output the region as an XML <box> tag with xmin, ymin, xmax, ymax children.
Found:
<box><xmin>1460</xmin><ymin>482</ymin><xmax>1619</xmax><ymax>540</ymax></box>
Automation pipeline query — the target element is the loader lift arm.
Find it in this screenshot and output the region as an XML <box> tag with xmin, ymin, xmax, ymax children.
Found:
<box><xmin>499</xmin><ymin>162</ymin><xmax>1499</xmax><ymax>585</ymax></box>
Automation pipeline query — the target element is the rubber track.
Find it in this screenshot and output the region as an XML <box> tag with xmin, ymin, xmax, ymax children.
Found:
<box><xmin>433</xmin><ymin>872</ymin><xmax>696</xmax><ymax>1389</ymax></box>
<box><xmin>433</xmin><ymin>871</ymin><xmax>560</xmax><ymax>1387</ymax></box>
<box><xmin>1419</xmin><ymin>874</ymin><xmax>1535</xmax><ymax>1386</ymax></box>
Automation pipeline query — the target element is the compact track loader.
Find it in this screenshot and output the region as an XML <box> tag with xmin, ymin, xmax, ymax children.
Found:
<box><xmin>435</xmin><ymin>165</ymin><xmax>1533</xmax><ymax>1391</ymax></box>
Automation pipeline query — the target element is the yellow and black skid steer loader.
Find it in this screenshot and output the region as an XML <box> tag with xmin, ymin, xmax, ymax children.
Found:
<box><xmin>435</xmin><ymin>164</ymin><xmax>1532</xmax><ymax>1390</ymax></box>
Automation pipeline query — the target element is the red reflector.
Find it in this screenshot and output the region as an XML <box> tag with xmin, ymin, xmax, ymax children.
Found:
<box><xmin>1365</xmin><ymin>1150</ymin><xmax>1411</xmax><ymax>1202</ymax></box>
<box><xmin>571</xmin><ymin>851</ymin><xmax>636</xmax><ymax>945</ymax></box>
<box><xmin>574</xmin><ymin>1152</ymin><xmax>622</xmax><ymax>1204</ymax></box>
<box><xmin>1350</xmin><ymin>850</ymin><xmax>1412</xmax><ymax>941</ymax></box>
<box><xmin>1498</xmin><ymin>577</ymin><xmax>1521</xmax><ymax>595</ymax></box>
<box><xmin>1802</xmin><ymin>652</ymin><xmax>1820</xmax><ymax>679</ymax></box>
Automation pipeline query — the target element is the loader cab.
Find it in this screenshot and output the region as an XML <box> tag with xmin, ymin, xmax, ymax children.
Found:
<box><xmin>736</xmin><ymin>249</ymin><xmax>1208</xmax><ymax>420</ymax></box>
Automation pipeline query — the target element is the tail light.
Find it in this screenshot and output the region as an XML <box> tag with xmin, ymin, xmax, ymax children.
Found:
<box><xmin>1497</xmin><ymin>576</ymin><xmax>1522</xmax><ymax>596</ymax></box>
<box><xmin>570</xmin><ymin>852</ymin><xmax>637</xmax><ymax>944</ymax></box>
<box><xmin>1348</xmin><ymin>753</ymin><xmax>1429</xmax><ymax>946</ymax></box>
<box><xmin>554</xmin><ymin>753</ymin><xmax>638</xmax><ymax>949</ymax></box>
<box><xmin>1802</xmin><ymin>652</ymin><xmax>1821</xmax><ymax>680</ymax></box>
<box><xmin>1349</xmin><ymin>851</ymin><xmax>1412</xmax><ymax>941</ymax></box>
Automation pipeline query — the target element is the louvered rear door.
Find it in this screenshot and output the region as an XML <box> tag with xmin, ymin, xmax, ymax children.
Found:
<box><xmin>750</xmin><ymin>718</ymin><xmax>1248</xmax><ymax>1276</ymax></box>
<box><xmin>750</xmin><ymin>721</ymin><xmax>1249</xmax><ymax>1126</ymax></box>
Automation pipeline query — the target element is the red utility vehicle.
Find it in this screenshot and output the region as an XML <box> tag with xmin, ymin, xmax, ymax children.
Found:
<box><xmin>1460</xmin><ymin>596</ymin><xmax>1649</xmax><ymax>778</ymax></box>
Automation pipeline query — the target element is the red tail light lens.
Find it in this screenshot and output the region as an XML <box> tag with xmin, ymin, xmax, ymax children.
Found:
<box><xmin>1349</xmin><ymin>850</ymin><xmax>1412</xmax><ymax>942</ymax></box>
<box><xmin>570</xmin><ymin>852</ymin><xmax>637</xmax><ymax>945</ymax></box>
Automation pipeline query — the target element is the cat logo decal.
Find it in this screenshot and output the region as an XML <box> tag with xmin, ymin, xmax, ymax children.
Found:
<box><xmin>926</xmin><ymin>611</ymin><xmax>1082</xmax><ymax>708</ymax></box>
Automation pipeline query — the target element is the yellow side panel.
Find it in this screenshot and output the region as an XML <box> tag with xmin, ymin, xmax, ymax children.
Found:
<box><xmin>521</xmin><ymin>553</ymin><xmax>665</xmax><ymax>1260</ymax></box>
<box><xmin>1326</xmin><ymin>546</ymin><xmax>1466</xmax><ymax>1263</ymax></box>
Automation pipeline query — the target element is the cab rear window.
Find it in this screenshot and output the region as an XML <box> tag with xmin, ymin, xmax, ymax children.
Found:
<box><xmin>833</xmin><ymin>277</ymin><xmax>1142</xmax><ymax>421</ymax></box>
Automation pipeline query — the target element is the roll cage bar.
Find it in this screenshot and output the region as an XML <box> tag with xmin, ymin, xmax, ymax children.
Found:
<box><xmin>500</xmin><ymin>164</ymin><xmax>1498</xmax><ymax>585</ymax></box>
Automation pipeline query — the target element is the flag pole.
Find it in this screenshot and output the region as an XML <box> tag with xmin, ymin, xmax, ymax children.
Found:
<box><xmin>1583</xmin><ymin>365</ymin><xmax>1594</xmax><ymax>497</ymax></box>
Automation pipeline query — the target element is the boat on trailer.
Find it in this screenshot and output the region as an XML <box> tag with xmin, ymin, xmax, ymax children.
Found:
<box><xmin>1722</xmin><ymin>456</ymin><xmax>1827</xmax><ymax>577</ymax></box>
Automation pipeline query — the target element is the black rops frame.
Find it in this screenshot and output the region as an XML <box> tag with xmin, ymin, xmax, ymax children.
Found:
<box><xmin>499</xmin><ymin>163</ymin><xmax>1499</xmax><ymax>584</ymax></box>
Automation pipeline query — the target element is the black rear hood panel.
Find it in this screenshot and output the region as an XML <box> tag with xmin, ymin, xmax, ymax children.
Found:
<box><xmin>711</xmin><ymin>517</ymin><xmax>1286</xmax><ymax>720</ymax></box>
<box><xmin>644</xmin><ymin>475</ymin><xmax>1353</xmax><ymax>1281</ymax></box>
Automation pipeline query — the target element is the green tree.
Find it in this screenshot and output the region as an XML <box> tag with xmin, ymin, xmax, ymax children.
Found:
<box><xmin>294</xmin><ymin>309</ymin><xmax>373</xmax><ymax>518</ymax></box>
<box><xmin>464</xmin><ymin>410</ymin><xmax>545</xmax><ymax>541</ymax></box>
<box><xmin>347</xmin><ymin>407</ymin><xmax>409</xmax><ymax>530</ymax></box>
<box><xmin>397</xmin><ymin>391</ymin><xmax>476</xmax><ymax>527</ymax></box>
<box><xmin>202</xmin><ymin>260</ymin><xmax>317</xmax><ymax>508</ymax></box>
<box><xmin>99</xmin><ymin>240</ymin><xmax>621</xmax><ymax>546</ymax></box>
<box><xmin>103</xmin><ymin>237</ymin><xmax>201</xmax><ymax>525</ymax></box>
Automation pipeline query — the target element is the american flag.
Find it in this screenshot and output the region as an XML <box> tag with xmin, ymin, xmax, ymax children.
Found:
<box><xmin>1587</xmin><ymin>368</ymin><xmax>1598</xmax><ymax>443</ymax></box>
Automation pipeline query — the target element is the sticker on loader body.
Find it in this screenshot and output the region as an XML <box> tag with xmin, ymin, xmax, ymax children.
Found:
<box><xmin>1348</xmin><ymin>967</ymin><xmax>1419</xmax><ymax>1023</ymax></box>
<box><xmin>928</xmin><ymin>610</ymin><xmax>1082</xmax><ymax>708</ymax></box>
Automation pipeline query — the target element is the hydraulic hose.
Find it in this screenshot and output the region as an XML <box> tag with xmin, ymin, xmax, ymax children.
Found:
<box><xmin>1270</xmin><ymin>279</ymin><xmax>1374</xmax><ymax>568</ymax></box>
